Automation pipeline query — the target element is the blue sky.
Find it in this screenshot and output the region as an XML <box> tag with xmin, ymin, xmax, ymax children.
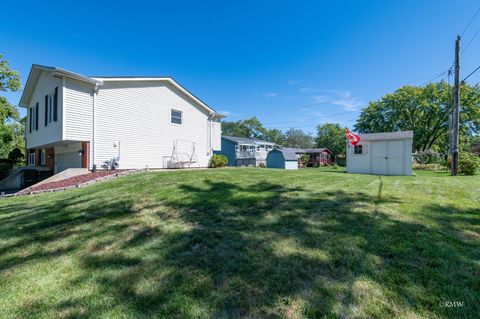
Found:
<box><xmin>2</xmin><ymin>0</ymin><xmax>480</xmax><ymax>134</ymax></box>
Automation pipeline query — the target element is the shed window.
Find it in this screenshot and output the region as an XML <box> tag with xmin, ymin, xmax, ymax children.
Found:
<box><xmin>354</xmin><ymin>144</ymin><xmax>363</xmax><ymax>154</ymax></box>
<box><xmin>171</xmin><ymin>110</ymin><xmax>182</xmax><ymax>125</ymax></box>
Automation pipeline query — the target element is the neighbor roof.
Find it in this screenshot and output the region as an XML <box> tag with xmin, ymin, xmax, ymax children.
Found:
<box><xmin>359</xmin><ymin>131</ymin><xmax>414</xmax><ymax>141</ymax></box>
<box><xmin>272</xmin><ymin>148</ymin><xmax>298</xmax><ymax>161</ymax></box>
<box><xmin>289</xmin><ymin>148</ymin><xmax>331</xmax><ymax>154</ymax></box>
<box><xmin>19</xmin><ymin>65</ymin><xmax>223</xmax><ymax>117</ymax></box>
<box><xmin>222</xmin><ymin>136</ymin><xmax>277</xmax><ymax>145</ymax></box>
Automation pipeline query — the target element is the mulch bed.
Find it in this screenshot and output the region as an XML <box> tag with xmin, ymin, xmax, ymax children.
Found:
<box><xmin>20</xmin><ymin>170</ymin><xmax>126</xmax><ymax>194</ymax></box>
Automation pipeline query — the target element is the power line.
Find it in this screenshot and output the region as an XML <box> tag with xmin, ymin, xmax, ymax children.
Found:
<box><xmin>463</xmin><ymin>64</ymin><xmax>480</xmax><ymax>82</ymax></box>
<box><xmin>461</xmin><ymin>27</ymin><xmax>480</xmax><ymax>55</ymax></box>
<box><xmin>460</xmin><ymin>5</ymin><xmax>480</xmax><ymax>37</ymax></box>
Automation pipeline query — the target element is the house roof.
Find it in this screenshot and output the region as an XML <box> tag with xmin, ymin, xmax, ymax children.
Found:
<box><xmin>19</xmin><ymin>64</ymin><xmax>102</xmax><ymax>107</ymax></box>
<box><xmin>359</xmin><ymin>131</ymin><xmax>414</xmax><ymax>141</ymax></box>
<box><xmin>222</xmin><ymin>136</ymin><xmax>277</xmax><ymax>145</ymax></box>
<box><xmin>19</xmin><ymin>65</ymin><xmax>223</xmax><ymax>117</ymax></box>
<box><xmin>271</xmin><ymin>148</ymin><xmax>298</xmax><ymax>161</ymax></box>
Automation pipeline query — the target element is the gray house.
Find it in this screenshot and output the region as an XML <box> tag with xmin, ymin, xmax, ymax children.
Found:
<box><xmin>215</xmin><ymin>136</ymin><xmax>277</xmax><ymax>167</ymax></box>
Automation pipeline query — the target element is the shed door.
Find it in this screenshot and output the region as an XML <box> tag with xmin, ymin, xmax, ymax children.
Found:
<box><xmin>372</xmin><ymin>142</ymin><xmax>387</xmax><ymax>175</ymax></box>
<box><xmin>387</xmin><ymin>140</ymin><xmax>404</xmax><ymax>175</ymax></box>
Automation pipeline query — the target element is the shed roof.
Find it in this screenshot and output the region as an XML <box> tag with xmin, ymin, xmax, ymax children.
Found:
<box><xmin>272</xmin><ymin>148</ymin><xmax>298</xmax><ymax>161</ymax></box>
<box><xmin>222</xmin><ymin>136</ymin><xmax>277</xmax><ymax>145</ymax></box>
<box><xmin>359</xmin><ymin>131</ymin><xmax>414</xmax><ymax>141</ymax></box>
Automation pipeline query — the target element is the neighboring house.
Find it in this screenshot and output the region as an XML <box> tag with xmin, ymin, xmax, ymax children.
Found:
<box><xmin>290</xmin><ymin>148</ymin><xmax>332</xmax><ymax>167</ymax></box>
<box><xmin>215</xmin><ymin>136</ymin><xmax>277</xmax><ymax>167</ymax></box>
<box><xmin>346</xmin><ymin>131</ymin><xmax>413</xmax><ymax>176</ymax></box>
<box><xmin>19</xmin><ymin>65</ymin><xmax>224</xmax><ymax>174</ymax></box>
<box><xmin>266</xmin><ymin>149</ymin><xmax>298</xmax><ymax>170</ymax></box>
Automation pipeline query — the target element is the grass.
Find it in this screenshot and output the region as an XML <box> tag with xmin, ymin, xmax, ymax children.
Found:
<box><xmin>0</xmin><ymin>168</ymin><xmax>479</xmax><ymax>318</ymax></box>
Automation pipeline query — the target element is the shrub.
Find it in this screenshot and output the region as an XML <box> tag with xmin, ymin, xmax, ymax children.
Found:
<box><xmin>459</xmin><ymin>152</ymin><xmax>479</xmax><ymax>175</ymax></box>
<box><xmin>413</xmin><ymin>150</ymin><xmax>441</xmax><ymax>165</ymax></box>
<box><xmin>210</xmin><ymin>155</ymin><xmax>228</xmax><ymax>168</ymax></box>
<box><xmin>259</xmin><ymin>162</ymin><xmax>266</xmax><ymax>168</ymax></box>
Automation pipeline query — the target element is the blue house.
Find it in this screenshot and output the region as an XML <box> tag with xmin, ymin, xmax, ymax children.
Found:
<box><xmin>215</xmin><ymin>136</ymin><xmax>278</xmax><ymax>167</ymax></box>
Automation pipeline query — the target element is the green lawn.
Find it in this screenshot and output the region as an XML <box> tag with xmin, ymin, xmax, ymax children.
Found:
<box><xmin>0</xmin><ymin>168</ymin><xmax>479</xmax><ymax>318</ymax></box>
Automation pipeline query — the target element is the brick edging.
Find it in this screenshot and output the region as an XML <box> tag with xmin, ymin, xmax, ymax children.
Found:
<box><xmin>1</xmin><ymin>169</ymin><xmax>146</xmax><ymax>199</ymax></box>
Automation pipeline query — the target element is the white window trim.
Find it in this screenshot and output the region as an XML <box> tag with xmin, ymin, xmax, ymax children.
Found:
<box><xmin>170</xmin><ymin>109</ymin><xmax>183</xmax><ymax>125</ymax></box>
<box><xmin>28</xmin><ymin>152</ymin><xmax>35</xmax><ymax>166</ymax></box>
<box><xmin>41</xmin><ymin>149</ymin><xmax>46</xmax><ymax>165</ymax></box>
<box><xmin>353</xmin><ymin>144</ymin><xmax>363</xmax><ymax>155</ymax></box>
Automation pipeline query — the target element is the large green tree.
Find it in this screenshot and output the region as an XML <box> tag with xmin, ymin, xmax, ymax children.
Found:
<box><xmin>221</xmin><ymin>117</ymin><xmax>267</xmax><ymax>139</ymax></box>
<box><xmin>0</xmin><ymin>54</ymin><xmax>23</xmax><ymax>160</ymax></box>
<box><xmin>283</xmin><ymin>128</ymin><xmax>314</xmax><ymax>148</ymax></box>
<box><xmin>355</xmin><ymin>81</ymin><xmax>480</xmax><ymax>153</ymax></box>
<box><xmin>315</xmin><ymin>123</ymin><xmax>345</xmax><ymax>160</ymax></box>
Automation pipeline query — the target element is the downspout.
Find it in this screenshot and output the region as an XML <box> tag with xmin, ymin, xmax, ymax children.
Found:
<box><xmin>208</xmin><ymin>114</ymin><xmax>213</xmax><ymax>156</ymax></box>
<box><xmin>92</xmin><ymin>83</ymin><xmax>99</xmax><ymax>170</ymax></box>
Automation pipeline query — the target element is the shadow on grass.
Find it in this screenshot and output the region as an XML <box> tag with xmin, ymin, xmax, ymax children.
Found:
<box><xmin>0</xmin><ymin>177</ymin><xmax>478</xmax><ymax>318</ymax></box>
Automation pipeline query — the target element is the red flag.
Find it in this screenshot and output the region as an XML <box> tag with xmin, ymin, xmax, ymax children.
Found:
<box><xmin>345</xmin><ymin>128</ymin><xmax>361</xmax><ymax>145</ymax></box>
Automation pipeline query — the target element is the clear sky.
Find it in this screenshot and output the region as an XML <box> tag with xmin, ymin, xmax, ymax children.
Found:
<box><xmin>2</xmin><ymin>0</ymin><xmax>480</xmax><ymax>134</ymax></box>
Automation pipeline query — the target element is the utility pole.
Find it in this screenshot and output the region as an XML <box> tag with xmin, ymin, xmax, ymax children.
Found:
<box><xmin>451</xmin><ymin>35</ymin><xmax>460</xmax><ymax>176</ymax></box>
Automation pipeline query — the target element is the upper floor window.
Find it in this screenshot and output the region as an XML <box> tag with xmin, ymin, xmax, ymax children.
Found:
<box><xmin>44</xmin><ymin>87</ymin><xmax>58</xmax><ymax>126</ymax></box>
<box><xmin>354</xmin><ymin>144</ymin><xmax>363</xmax><ymax>155</ymax></box>
<box><xmin>29</xmin><ymin>104</ymin><xmax>39</xmax><ymax>133</ymax></box>
<box><xmin>171</xmin><ymin>110</ymin><xmax>182</xmax><ymax>125</ymax></box>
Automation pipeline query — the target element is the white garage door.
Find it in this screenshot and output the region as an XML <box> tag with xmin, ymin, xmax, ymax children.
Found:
<box><xmin>55</xmin><ymin>151</ymin><xmax>82</xmax><ymax>173</ymax></box>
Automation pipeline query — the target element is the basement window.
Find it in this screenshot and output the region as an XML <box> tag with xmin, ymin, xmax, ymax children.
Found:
<box><xmin>171</xmin><ymin>110</ymin><xmax>182</xmax><ymax>125</ymax></box>
<box><xmin>354</xmin><ymin>144</ymin><xmax>363</xmax><ymax>155</ymax></box>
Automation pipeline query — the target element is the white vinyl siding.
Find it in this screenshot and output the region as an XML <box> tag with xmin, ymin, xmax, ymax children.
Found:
<box><xmin>64</xmin><ymin>78</ymin><xmax>94</xmax><ymax>141</ymax></box>
<box><xmin>25</xmin><ymin>71</ymin><xmax>63</xmax><ymax>149</ymax></box>
<box><xmin>95</xmin><ymin>81</ymin><xmax>211</xmax><ymax>169</ymax></box>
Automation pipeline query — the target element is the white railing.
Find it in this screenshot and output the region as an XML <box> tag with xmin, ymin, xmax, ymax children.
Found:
<box><xmin>236</xmin><ymin>150</ymin><xmax>269</xmax><ymax>159</ymax></box>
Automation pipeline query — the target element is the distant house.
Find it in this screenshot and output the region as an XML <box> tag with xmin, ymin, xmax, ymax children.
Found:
<box><xmin>266</xmin><ymin>149</ymin><xmax>299</xmax><ymax>170</ymax></box>
<box><xmin>290</xmin><ymin>148</ymin><xmax>332</xmax><ymax>167</ymax></box>
<box><xmin>19</xmin><ymin>64</ymin><xmax>224</xmax><ymax>173</ymax></box>
<box><xmin>215</xmin><ymin>136</ymin><xmax>277</xmax><ymax>167</ymax></box>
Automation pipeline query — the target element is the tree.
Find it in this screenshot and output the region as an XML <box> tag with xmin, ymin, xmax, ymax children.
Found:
<box><xmin>315</xmin><ymin>123</ymin><xmax>345</xmax><ymax>160</ymax></box>
<box><xmin>283</xmin><ymin>128</ymin><xmax>314</xmax><ymax>148</ymax></box>
<box><xmin>221</xmin><ymin>117</ymin><xmax>267</xmax><ymax>139</ymax></box>
<box><xmin>263</xmin><ymin>128</ymin><xmax>285</xmax><ymax>145</ymax></box>
<box><xmin>0</xmin><ymin>54</ymin><xmax>23</xmax><ymax>160</ymax></box>
<box><xmin>354</xmin><ymin>81</ymin><xmax>480</xmax><ymax>153</ymax></box>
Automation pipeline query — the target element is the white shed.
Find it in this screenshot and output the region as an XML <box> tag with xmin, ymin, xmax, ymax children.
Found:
<box><xmin>346</xmin><ymin>131</ymin><xmax>413</xmax><ymax>176</ymax></box>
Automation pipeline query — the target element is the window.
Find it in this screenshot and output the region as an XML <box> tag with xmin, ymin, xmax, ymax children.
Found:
<box><xmin>171</xmin><ymin>110</ymin><xmax>182</xmax><ymax>124</ymax></box>
<box><xmin>354</xmin><ymin>144</ymin><xmax>363</xmax><ymax>154</ymax></box>
<box><xmin>28</xmin><ymin>151</ymin><xmax>35</xmax><ymax>166</ymax></box>
<box><xmin>40</xmin><ymin>149</ymin><xmax>46</xmax><ymax>165</ymax></box>
<box><xmin>29</xmin><ymin>108</ymin><xmax>33</xmax><ymax>133</ymax></box>
<box><xmin>44</xmin><ymin>88</ymin><xmax>58</xmax><ymax>126</ymax></box>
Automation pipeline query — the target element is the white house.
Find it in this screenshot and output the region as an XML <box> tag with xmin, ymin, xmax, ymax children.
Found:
<box><xmin>346</xmin><ymin>131</ymin><xmax>413</xmax><ymax>176</ymax></box>
<box><xmin>19</xmin><ymin>65</ymin><xmax>223</xmax><ymax>173</ymax></box>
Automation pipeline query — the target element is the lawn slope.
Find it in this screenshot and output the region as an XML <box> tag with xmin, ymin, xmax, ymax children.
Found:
<box><xmin>0</xmin><ymin>168</ymin><xmax>479</xmax><ymax>318</ymax></box>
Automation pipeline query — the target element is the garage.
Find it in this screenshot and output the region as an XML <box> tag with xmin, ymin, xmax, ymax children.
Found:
<box><xmin>346</xmin><ymin>131</ymin><xmax>413</xmax><ymax>176</ymax></box>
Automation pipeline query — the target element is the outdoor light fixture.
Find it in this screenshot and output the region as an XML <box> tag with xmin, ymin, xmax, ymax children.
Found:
<box><xmin>78</xmin><ymin>149</ymin><xmax>84</xmax><ymax>157</ymax></box>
